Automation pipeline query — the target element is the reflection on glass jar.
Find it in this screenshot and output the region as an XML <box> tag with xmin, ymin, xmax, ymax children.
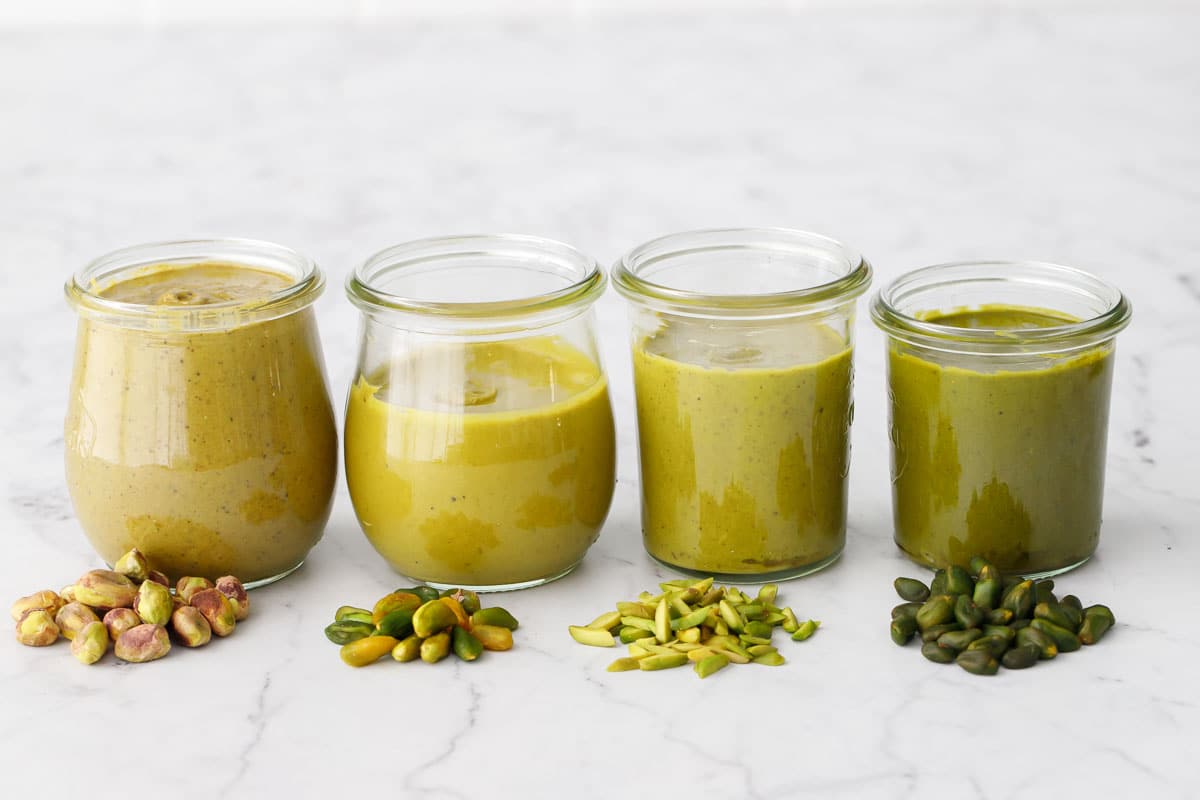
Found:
<box><xmin>64</xmin><ymin>239</ymin><xmax>338</xmax><ymax>587</ymax></box>
<box><xmin>344</xmin><ymin>235</ymin><xmax>616</xmax><ymax>591</ymax></box>
<box><xmin>613</xmin><ymin>228</ymin><xmax>873</xmax><ymax>582</ymax></box>
<box><xmin>871</xmin><ymin>261</ymin><xmax>1132</xmax><ymax>578</ymax></box>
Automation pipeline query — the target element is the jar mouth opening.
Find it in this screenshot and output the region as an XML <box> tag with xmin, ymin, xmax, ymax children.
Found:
<box><xmin>65</xmin><ymin>238</ymin><xmax>324</xmax><ymax>329</ymax></box>
<box><xmin>346</xmin><ymin>234</ymin><xmax>606</xmax><ymax>320</ymax></box>
<box><xmin>870</xmin><ymin>260</ymin><xmax>1132</xmax><ymax>352</ymax></box>
<box><xmin>612</xmin><ymin>227</ymin><xmax>872</xmax><ymax>316</ymax></box>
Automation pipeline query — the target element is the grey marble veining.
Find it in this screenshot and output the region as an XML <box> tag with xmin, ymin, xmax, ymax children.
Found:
<box><xmin>2</xmin><ymin>9</ymin><xmax>1199</xmax><ymax>798</ymax></box>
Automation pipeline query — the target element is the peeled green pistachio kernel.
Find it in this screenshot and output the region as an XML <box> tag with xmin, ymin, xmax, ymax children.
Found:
<box><xmin>190</xmin><ymin>589</ymin><xmax>236</xmax><ymax>637</ymax></box>
<box><xmin>791</xmin><ymin>619</ymin><xmax>820</xmax><ymax>642</ymax></box>
<box><xmin>215</xmin><ymin>577</ymin><xmax>250</xmax><ymax>621</ymax></box>
<box><xmin>134</xmin><ymin>580</ymin><xmax>173</xmax><ymax>627</ymax></box>
<box><xmin>1033</xmin><ymin>580</ymin><xmax>1056</xmax><ymax>606</ymax></box>
<box><xmin>616</xmin><ymin>602</ymin><xmax>650</xmax><ymax>619</ymax></box>
<box><xmin>11</xmin><ymin>590</ymin><xmax>66</xmax><ymax>623</ymax></box>
<box><xmin>915</xmin><ymin>596</ymin><xmax>956</xmax><ymax>631</ymax></box>
<box><xmin>452</xmin><ymin>626</ymin><xmax>484</xmax><ymax>662</ymax></box>
<box><xmin>1033</xmin><ymin>602</ymin><xmax>1076</xmax><ymax>633</ymax></box>
<box><xmin>890</xmin><ymin>616</ymin><xmax>917</xmax><ymax>645</ymax></box>
<box><xmin>450</xmin><ymin>589</ymin><xmax>481</xmax><ymax>616</ymax></box>
<box><xmin>968</xmin><ymin>555</ymin><xmax>991</xmax><ymax>576</ymax></box>
<box><xmin>621</xmin><ymin>616</ymin><xmax>656</xmax><ymax>633</ymax></box>
<box><xmin>921</xmin><ymin>622</ymin><xmax>961</xmax><ymax>643</ymax></box>
<box><xmin>419</xmin><ymin>631</ymin><xmax>451</xmax><ymax>664</ymax></box>
<box><xmin>1001</xmin><ymin>643</ymin><xmax>1041</xmax><ymax>669</ymax></box>
<box><xmin>738</xmin><ymin>603</ymin><xmax>766</xmax><ymax>621</ymax></box>
<box><xmin>956</xmin><ymin>649</ymin><xmax>999</xmax><ymax>676</ymax></box>
<box><xmin>103</xmin><ymin>608</ymin><xmax>141</xmax><ymax>642</ymax></box>
<box><xmin>113</xmin><ymin>548</ymin><xmax>150</xmax><ymax>583</ymax></box>
<box><xmin>965</xmin><ymin>635</ymin><xmax>1010</xmax><ymax>660</ymax></box>
<box><xmin>115</xmin><ymin>624</ymin><xmax>171</xmax><ymax>662</ymax></box>
<box><xmin>756</xmin><ymin>584</ymin><xmax>778</xmax><ymax>606</ymax></box>
<box><xmin>401</xmin><ymin>586</ymin><xmax>441</xmax><ymax>604</ymax></box>
<box><xmin>977</xmin><ymin>564</ymin><xmax>1002</xmax><ymax>584</ymax></box>
<box><xmin>739</xmin><ymin>634</ymin><xmax>772</xmax><ymax>647</ymax></box>
<box><xmin>920</xmin><ymin>641</ymin><xmax>956</xmax><ymax>664</ymax></box>
<box><xmin>1029</xmin><ymin>619</ymin><xmax>1081</xmax><ymax>653</ymax></box>
<box><xmin>75</xmin><ymin>571</ymin><xmax>138</xmax><ymax>610</ymax></box>
<box><xmin>752</xmin><ymin>651</ymin><xmax>786</xmax><ymax>666</ymax></box>
<box><xmin>677</xmin><ymin>626</ymin><xmax>702</xmax><ymax>644</ymax></box>
<box><xmin>376</xmin><ymin>609</ymin><xmax>415</xmax><ymax>639</ymax></box>
<box><xmin>717</xmin><ymin>600</ymin><xmax>744</xmax><ymax>633</ymax></box>
<box><xmin>1010</xmin><ymin>618</ymin><xmax>1031</xmax><ymax>631</ymax></box>
<box><xmin>746</xmin><ymin>644</ymin><xmax>777</xmax><ymax>658</ymax></box>
<box><xmin>607</xmin><ymin>657</ymin><xmax>643</xmax><ymax>672</ymax></box>
<box><xmin>172</xmin><ymin>606</ymin><xmax>212</xmax><ymax>648</ymax></box>
<box><xmin>1001</xmin><ymin>580</ymin><xmax>1034</xmax><ymax>619</ymax></box>
<box><xmin>472</xmin><ymin>624</ymin><xmax>514</xmax><ymax>651</ymax></box>
<box><xmin>337</xmin><ymin>610</ymin><xmax>374</xmax><ymax>626</ymax></box>
<box><xmin>341</xmin><ymin>635</ymin><xmax>398</xmax><ymax>667</ymax></box>
<box><xmin>954</xmin><ymin>594</ymin><xmax>984</xmax><ymax>629</ymax></box>
<box><xmin>71</xmin><ymin>621</ymin><xmax>109</xmax><ymax>665</ymax></box>
<box><xmin>929</xmin><ymin>569</ymin><xmax>948</xmax><ymax>596</ymax></box>
<box><xmin>638</xmin><ymin>653</ymin><xmax>688</xmax><ymax>671</ymax></box>
<box><xmin>781</xmin><ymin>607</ymin><xmax>800</xmax><ymax>633</ymax></box>
<box><xmin>55</xmin><ymin>602</ymin><xmax>100</xmax><ymax>641</ymax></box>
<box><xmin>937</xmin><ymin>628</ymin><xmax>983</xmax><ymax>652</ymax></box>
<box><xmin>146</xmin><ymin>570</ymin><xmax>170</xmax><ymax>588</ymax></box>
<box><xmin>1060</xmin><ymin>594</ymin><xmax>1084</xmax><ymax>613</ymax></box>
<box><xmin>1078</xmin><ymin>606</ymin><xmax>1115</xmax><ymax>645</ymax></box>
<box><xmin>985</xmin><ymin>608</ymin><xmax>1014</xmax><ymax>626</ymax></box>
<box><xmin>694</xmin><ymin>652</ymin><xmax>730</xmax><ymax>678</ymax></box>
<box><xmin>945</xmin><ymin>566</ymin><xmax>974</xmax><ymax>597</ymax></box>
<box><xmin>892</xmin><ymin>602</ymin><xmax>922</xmax><ymax>621</ymax></box>
<box><xmin>412</xmin><ymin>600</ymin><xmax>456</xmax><ymax>638</ymax></box>
<box><xmin>654</xmin><ymin>598</ymin><xmax>671</xmax><ymax>643</ymax></box>
<box><xmin>1015</xmin><ymin>626</ymin><xmax>1058</xmax><ymax>660</ymax></box>
<box><xmin>1059</xmin><ymin>603</ymin><xmax>1083</xmax><ymax>631</ymax></box>
<box><xmin>391</xmin><ymin>635</ymin><xmax>421</xmax><ymax>662</ymax></box>
<box><xmin>700</xmin><ymin>586</ymin><xmax>725</xmax><ymax>606</ymax></box>
<box><xmin>894</xmin><ymin>577</ymin><xmax>930</xmax><ymax>603</ymax></box>
<box><xmin>669</xmin><ymin>594</ymin><xmax>692</xmax><ymax>618</ymax></box>
<box><xmin>668</xmin><ymin>607</ymin><xmax>710</xmax><ymax>632</ymax></box>
<box><xmin>569</xmin><ymin>625</ymin><xmax>615</xmax><ymax>647</ymax></box>
<box><xmin>15</xmin><ymin>609</ymin><xmax>59</xmax><ymax>646</ymax></box>
<box><xmin>175</xmin><ymin>577</ymin><xmax>214</xmax><ymax>605</ymax></box>
<box><xmin>324</xmin><ymin>619</ymin><xmax>374</xmax><ymax>645</ymax></box>
<box><xmin>981</xmin><ymin>625</ymin><xmax>1016</xmax><ymax>642</ymax></box>
<box><xmin>972</xmin><ymin>578</ymin><xmax>1002</xmax><ymax>611</ymax></box>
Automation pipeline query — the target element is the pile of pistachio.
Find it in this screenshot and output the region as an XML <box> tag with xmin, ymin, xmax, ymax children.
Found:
<box><xmin>11</xmin><ymin>548</ymin><xmax>250</xmax><ymax>665</ymax></box>
<box><xmin>569</xmin><ymin>577</ymin><xmax>819</xmax><ymax>679</ymax></box>
<box><xmin>324</xmin><ymin>586</ymin><xmax>519</xmax><ymax>667</ymax></box>
<box><xmin>890</xmin><ymin>555</ymin><xmax>1115</xmax><ymax>675</ymax></box>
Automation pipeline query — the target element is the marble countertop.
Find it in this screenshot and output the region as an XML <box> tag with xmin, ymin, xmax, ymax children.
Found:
<box><xmin>3</xmin><ymin>8</ymin><xmax>1198</xmax><ymax>798</ymax></box>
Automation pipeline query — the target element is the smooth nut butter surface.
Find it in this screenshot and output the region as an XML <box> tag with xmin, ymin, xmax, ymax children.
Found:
<box><xmin>345</xmin><ymin>336</ymin><xmax>616</xmax><ymax>587</ymax></box>
<box><xmin>887</xmin><ymin>304</ymin><xmax>1114</xmax><ymax>574</ymax></box>
<box><xmin>65</xmin><ymin>261</ymin><xmax>338</xmax><ymax>583</ymax></box>
<box><xmin>632</xmin><ymin>320</ymin><xmax>853</xmax><ymax>576</ymax></box>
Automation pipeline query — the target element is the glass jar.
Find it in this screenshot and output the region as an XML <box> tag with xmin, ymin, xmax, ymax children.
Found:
<box><xmin>871</xmin><ymin>261</ymin><xmax>1132</xmax><ymax>578</ymax></box>
<box><xmin>344</xmin><ymin>234</ymin><xmax>616</xmax><ymax>591</ymax></box>
<box><xmin>613</xmin><ymin>228</ymin><xmax>873</xmax><ymax>581</ymax></box>
<box><xmin>64</xmin><ymin>239</ymin><xmax>338</xmax><ymax>587</ymax></box>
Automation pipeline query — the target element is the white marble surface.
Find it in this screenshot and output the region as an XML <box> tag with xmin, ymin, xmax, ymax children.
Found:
<box><xmin>2</xmin><ymin>9</ymin><xmax>1198</xmax><ymax>798</ymax></box>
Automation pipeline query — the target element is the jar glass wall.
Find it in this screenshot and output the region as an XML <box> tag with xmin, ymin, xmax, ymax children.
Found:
<box><xmin>613</xmin><ymin>228</ymin><xmax>872</xmax><ymax>582</ymax></box>
<box><xmin>871</xmin><ymin>261</ymin><xmax>1132</xmax><ymax>578</ymax></box>
<box><xmin>344</xmin><ymin>235</ymin><xmax>616</xmax><ymax>591</ymax></box>
<box><xmin>64</xmin><ymin>239</ymin><xmax>338</xmax><ymax>588</ymax></box>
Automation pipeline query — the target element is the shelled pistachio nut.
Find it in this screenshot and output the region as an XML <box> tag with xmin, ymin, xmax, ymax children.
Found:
<box><xmin>113</xmin><ymin>548</ymin><xmax>150</xmax><ymax>583</ymax></box>
<box><xmin>134</xmin><ymin>580</ymin><xmax>173</xmax><ymax>627</ymax></box>
<box><xmin>74</xmin><ymin>571</ymin><xmax>138</xmax><ymax>610</ymax></box>
<box><xmin>171</xmin><ymin>606</ymin><xmax>212</xmax><ymax>648</ymax></box>
<box><xmin>176</xmin><ymin>577</ymin><xmax>214</xmax><ymax>605</ymax></box>
<box><xmin>103</xmin><ymin>608</ymin><xmax>141</xmax><ymax>642</ymax></box>
<box><xmin>114</xmin><ymin>624</ymin><xmax>171</xmax><ymax>663</ymax></box>
<box><xmin>11</xmin><ymin>590</ymin><xmax>64</xmax><ymax>622</ymax></box>
<box><xmin>190</xmin><ymin>588</ymin><xmax>236</xmax><ymax>637</ymax></box>
<box><xmin>215</xmin><ymin>576</ymin><xmax>250</xmax><ymax>621</ymax></box>
<box><xmin>341</xmin><ymin>635</ymin><xmax>399</xmax><ymax>667</ymax></box>
<box><xmin>71</xmin><ymin>621</ymin><xmax>109</xmax><ymax>665</ymax></box>
<box><xmin>55</xmin><ymin>602</ymin><xmax>100</xmax><ymax>641</ymax></box>
<box><xmin>15</xmin><ymin>609</ymin><xmax>60</xmax><ymax>646</ymax></box>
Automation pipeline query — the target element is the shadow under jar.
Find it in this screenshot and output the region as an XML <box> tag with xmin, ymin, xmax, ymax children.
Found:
<box><xmin>871</xmin><ymin>261</ymin><xmax>1132</xmax><ymax>578</ymax></box>
<box><xmin>64</xmin><ymin>239</ymin><xmax>339</xmax><ymax>588</ymax></box>
<box><xmin>344</xmin><ymin>235</ymin><xmax>616</xmax><ymax>592</ymax></box>
<box><xmin>613</xmin><ymin>228</ymin><xmax>873</xmax><ymax>582</ymax></box>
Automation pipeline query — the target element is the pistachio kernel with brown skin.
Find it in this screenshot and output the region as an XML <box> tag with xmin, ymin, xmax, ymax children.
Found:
<box><xmin>103</xmin><ymin>608</ymin><xmax>141</xmax><ymax>642</ymax></box>
<box><xmin>114</xmin><ymin>624</ymin><xmax>171</xmax><ymax>663</ymax></box>
<box><xmin>190</xmin><ymin>589</ymin><xmax>236</xmax><ymax>637</ymax></box>
<box><xmin>176</xmin><ymin>577</ymin><xmax>214</xmax><ymax>604</ymax></box>
<box><xmin>10</xmin><ymin>590</ymin><xmax>65</xmax><ymax>622</ymax></box>
<box><xmin>214</xmin><ymin>576</ymin><xmax>249</xmax><ymax>621</ymax></box>
<box><xmin>171</xmin><ymin>606</ymin><xmax>212</xmax><ymax>648</ymax></box>
<box><xmin>55</xmin><ymin>602</ymin><xmax>100</xmax><ymax>641</ymax></box>
<box><xmin>71</xmin><ymin>621</ymin><xmax>109</xmax><ymax>665</ymax></box>
<box><xmin>146</xmin><ymin>570</ymin><xmax>171</xmax><ymax>588</ymax></box>
<box><xmin>15</xmin><ymin>609</ymin><xmax>60</xmax><ymax>646</ymax></box>
<box><xmin>74</xmin><ymin>570</ymin><xmax>138</xmax><ymax>610</ymax></box>
<box><xmin>113</xmin><ymin>548</ymin><xmax>150</xmax><ymax>583</ymax></box>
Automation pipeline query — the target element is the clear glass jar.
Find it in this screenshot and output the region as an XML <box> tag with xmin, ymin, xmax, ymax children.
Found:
<box><xmin>871</xmin><ymin>261</ymin><xmax>1132</xmax><ymax>578</ymax></box>
<box><xmin>64</xmin><ymin>239</ymin><xmax>338</xmax><ymax>587</ymax></box>
<box><xmin>613</xmin><ymin>228</ymin><xmax>873</xmax><ymax>582</ymax></box>
<box><xmin>344</xmin><ymin>234</ymin><xmax>616</xmax><ymax>591</ymax></box>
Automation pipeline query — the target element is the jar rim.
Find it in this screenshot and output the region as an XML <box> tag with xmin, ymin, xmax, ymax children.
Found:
<box><xmin>346</xmin><ymin>234</ymin><xmax>606</xmax><ymax>321</ymax></box>
<box><xmin>65</xmin><ymin>238</ymin><xmax>324</xmax><ymax>330</ymax></box>
<box><xmin>870</xmin><ymin>260</ymin><xmax>1132</xmax><ymax>352</ymax></box>
<box><xmin>611</xmin><ymin>227</ymin><xmax>872</xmax><ymax>316</ymax></box>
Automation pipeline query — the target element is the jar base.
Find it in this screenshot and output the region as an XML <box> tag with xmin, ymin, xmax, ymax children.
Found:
<box><xmin>242</xmin><ymin>560</ymin><xmax>306</xmax><ymax>590</ymax></box>
<box><xmin>894</xmin><ymin>542</ymin><xmax>1093</xmax><ymax>580</ymax></box>
<box><xmin>646</xmin><ymin>549</ymin><xmax>843</xmax><ymax>584</ymax></box>
<box><xmin>396</xmin><ymin>561</ymin><xmax>582</xmax><ymax>593</ymax></box>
